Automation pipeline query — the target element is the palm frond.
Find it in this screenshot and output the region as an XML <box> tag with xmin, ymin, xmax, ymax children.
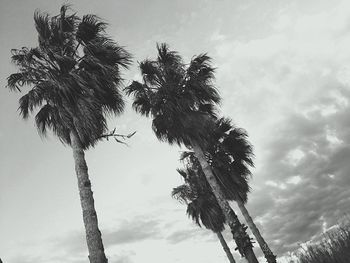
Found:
<box><xmin>187</xmin><ymin>201</ymin><xmax>202</xmax><ymax>227</ymax></box>
<box><xmin>173</xmin><ymin>162</ymin><xmax>226</xmax><ymax>233</ymax></box>
<box><xmin>77</xmin><ymin>14</ymin><xmax>107</xmax><ymax>44</ymax></box>
<box><xmin>185</xmin><ymin>53</ymin><xmax>220</xmax><ymax>106</ymax></box>
<box><xmin>125</xmin><ymin>81</ymin><xmax>152</xmax><ymax>116</ymax></box>
<box><xmin>139</xmin><ymin>60</ymin><xmax>161</xmax><ymax>86</ymax></box>
<box><xmin>224</xmin><ymin>127</ymin><xmax>255</xmax><ymax>167</ymax></box>
<box><xmin>18</xmin><ymin>87</ymin><xmax>45</xmax><ymax>118</ymax></box>
<box><xmin>171</xmin><ymin>184</ymin><xmax>195</xmax><ymax>204</ymax></box>
<box><xmin>7</xmin><ymin>73</ymin><xmax>27</xmax><ymax>91</ymax></box>
<box><xmin>84</xmin><ymin>40</ymin><xmax>131</xmax><ymax>68</ymax></box>
<box><xmin>8</xmin><ymin>6</ymin><xmax>131</xmax><ymax>149</ymax></box>
<box><xmin>176</xmin><ymin>168</ymin><xmax>188</xmax><ymax>179</ymax></box>
<box><xmin>216</xmin><ymin>117</ymin><xmax>232</xmax><ymax>135</ymax></box>
<box><xmin>156</xmin><ymin>43</ymin><xmax>183</xmax><ymax>69</ymax></box>
<box><xmin>187</xmin><ymin>54</ymin><xmax>215</xmax><ymax>82</ymax></box>
<box><xmin>198</xmin><ymin>103</ymin><xmax>218</xmax><ymax>119</ymax></box>
<box><xmin>35</xmin><ymin>104</ymin><xmax>54</xmax><ymax>136</ymax></box>
<box><xmin>34</xmin><ymin>10</ymin><xmax>51</xmax><ymax>44</ymax></box>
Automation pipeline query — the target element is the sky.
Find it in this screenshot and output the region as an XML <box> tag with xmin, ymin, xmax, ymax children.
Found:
<box><xmin>1</xmin><ymin>0</ymin><xmax>350</xmax><ymax>262</ymax></box>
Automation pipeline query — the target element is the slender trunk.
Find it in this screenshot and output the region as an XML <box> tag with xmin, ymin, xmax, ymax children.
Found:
<box><xmin>236</xmin><ymin>197</ymin><xmax>277</xmax><ymax>263</ymax></box>
<box><xmin>217</xmin><ymin>231</ymin><xmax>236</xmax><ymax>263</ymax></box>
<box><xmin>191</xmin><ymin>141</ymin><xmax>258</xmax><ymax>263</ymax></box>
<box><xmin>70</xmin><ymin>131</ymin><xmax>108</xmax><ymax>263</ymax></box>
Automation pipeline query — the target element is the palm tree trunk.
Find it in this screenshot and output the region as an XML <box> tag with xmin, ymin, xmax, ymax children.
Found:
<box><xmin>217</xmin><ymin>231</ymin><xmax>236</xmax><ymax>263</ymax></box>
<box><xmin>236</xmin><ymin>197</ymin><xmax>277</xmax><ymax>263</ymax></box>
<box><xmin>70</xmin><ymin>131</ymin><xmax>108</xmax><ymax>263</ymax></box>
<box><xmin>191</xmin><ymin>141</ymin><xmax>258</xmax><ymax>263</ymax></box>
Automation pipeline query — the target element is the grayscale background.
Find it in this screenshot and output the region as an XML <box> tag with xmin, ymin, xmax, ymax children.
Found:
<box><xmin>1</xmin><ymin>0</ymin><xmax>350</xmax><ymax>262</ymax></box>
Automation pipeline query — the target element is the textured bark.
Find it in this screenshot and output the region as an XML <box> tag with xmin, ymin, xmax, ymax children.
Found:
<box><xmin>217</xmin><ymin>232</ymin><xmax>236</xmax><ymax>263</ymax></box>
<box><xmin>191</xmin><ymin>141</ymin><xmax>258</xmax><ymax>263</ymax></box>
<box><xmin>70</xmin><ymin>131</ymin><xmax>108</xmax><ymax>263</ymax></box>
<box><xmin>236</xmin><ymin>197</ymin><xmax>277</xmax><ymax>263</ymax></box>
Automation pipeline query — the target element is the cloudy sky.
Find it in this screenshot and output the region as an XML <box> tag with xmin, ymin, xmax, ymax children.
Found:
<box><xmin>1</xmin><ymin>0</ymin><xmax>350</xmax><ymax>262</ymax></box>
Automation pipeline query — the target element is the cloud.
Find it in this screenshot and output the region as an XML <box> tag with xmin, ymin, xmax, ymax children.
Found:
<box><xmin>108</xmin><ymin>250</ymin><xmax>135</xmax><ymax>263</ymax></box>
<box><xmin>203</xmin><ymin>0</ymin><xmax>350</xmax><ymax>258</ymax></box>
<box><xmin>51</xmin><ymin>218</ymin><xmax>161</xmax><ymax>261</ymax></box>
<box><xmin>103</xmin><ymin>218</ymin><xmax>161</xmax><ymax>246</ymax></box>
<box><xmin>114</xmin><ymin>254</ymin><xmax>133</xmax><ymax>263</ymax></box>
<box><xmin>8</xmin><ymin>255</ymin><xmax>44</xmax><ymax>263</ymax></box>
<box><xmin>166</xmin><ymin>227</ymin><xmax>211</xmax><ymax>244</ymax></box>
<box><xmin>244</xmin><ymin>82</ymin><xmax>350</xmax><ymax>256</ymax></box>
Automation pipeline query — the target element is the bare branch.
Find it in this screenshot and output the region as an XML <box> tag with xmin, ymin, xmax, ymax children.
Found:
<box><xmin>99</xmin><ymin>128</ymin><xmax>136</xmax><ymax>146</ymax></box>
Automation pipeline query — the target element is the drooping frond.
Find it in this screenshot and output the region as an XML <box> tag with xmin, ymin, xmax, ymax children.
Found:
<box><xmin>7</xmin><ymin>73</ymin><xmax>29</xmax><ymax>92</ymax></box>
<box><xmin>176</xmin><ymin>168</ymin><xmax>188</xmax><ymax>180</ymax></box>
<box><xmin>35</xmin><ymin>104</ymin><xmax>56</xmax><ymax>136</ymax></box>
<box><xmin>187</xmin><ymin>195</ymin><xmax>225</xmax><ymax>233</ymax></box>
<box><xmin>224</xmin><ymin>127</ymin><xmax>254</xmax><ymax>167</ymax></box>
<box><xmin>18</xmin><ymin>87</ymin><xmax>45</xmax><ymax>118</ymax></box>
<box><xmin>173</xmin><ymin>165</ymin><xmax>226</xmax><ymax>233</ymax></box>
<box><xmin>171</xmin><ymin>184</ymin><xmax>195</xmax><ymax>204</ymax></box>
<box><xmin>124</xmin><ymin>81</ymin><xmax>153</xmax><ymax>116</ymax></box>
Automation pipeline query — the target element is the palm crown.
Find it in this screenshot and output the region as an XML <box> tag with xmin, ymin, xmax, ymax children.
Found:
<box><xmin>7</xmin><ymin>5</ymin><xmax>131</xmax><ymax>149</ymax></box>
<box><xmin>182</xmin><ymin>117</ymin><xmax>254</xmax><ymax>203</ymax></box>
<box><xmin>172</xmin><ymin>168</ymin><xmax>226</xmax><ymax>233</ymax></box>
<box><xmin>125</xmin><ymin>43</ymin><xmax>220</xmax><ymax>146</ymax></box>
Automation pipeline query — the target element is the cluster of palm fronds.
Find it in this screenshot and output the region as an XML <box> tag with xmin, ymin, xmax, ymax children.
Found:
<box><xmin>8</xmin><ymin>5</ymin><xmax>131</xmax><ymax>149</ymax></box>
<box><xmin>5</xmin><ymin>3</ymin><xmax>280</xmax><ymax>263</ymax></box>
<box><xmin>289</xmin><ymin>219</ymin><xmax>350</xmax><ymax>263</ymax></box>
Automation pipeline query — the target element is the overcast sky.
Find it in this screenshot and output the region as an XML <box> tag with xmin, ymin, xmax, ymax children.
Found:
<box><xmin>1</xmin><ymin>0</ymin><xmax>350</xmax><ymax>263</ymax></box>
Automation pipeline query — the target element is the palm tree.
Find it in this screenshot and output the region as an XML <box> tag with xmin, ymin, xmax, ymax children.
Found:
<box><xmin>172</xmin><ymin>168</ymin><xmax>236</xmax><ymax>263</ymax></box>
<box><xmin>125</xmin><ymin>43</ymin><xmax>258</xmax><ymax>262</ymax></box>
<box><xmin>6</xmin><ymin>5</ymin><xmax>131</xmax><ymax>263</ymax></box>
<box><xmin>183</xmin><ymin>117</ymin><xmax>277</xmax><ymax>263</ymax></box>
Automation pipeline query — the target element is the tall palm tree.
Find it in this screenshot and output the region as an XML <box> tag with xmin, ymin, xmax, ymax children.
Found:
<box><xmin>6</xmin><ymin>6</ymin><xmax>131</xmax><ymax>263</ymax></box>
<box><xmin>183</xmin><ymin>117</ymin><xmax>277</xmax><ymax>263</ymax></box>
<box><xmin>172</xmin><ymin>168</ymin><xmax>236</xmax><ymax>263</ymax></box>
<box><xmin>125</xmin><ymin>43</ymin><xmax>258</xmax><ymax>262</ymax></box>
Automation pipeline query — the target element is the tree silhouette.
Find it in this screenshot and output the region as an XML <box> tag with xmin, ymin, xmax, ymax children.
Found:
<box><xmin>125</xmin><ymin>43</ymin><xmax>258</xmax><ymax>262</ymax></box>
<box><xmin>7</xmin><ymin>5</ymin><xmax>131</xmax><ymax>263</ymax></box>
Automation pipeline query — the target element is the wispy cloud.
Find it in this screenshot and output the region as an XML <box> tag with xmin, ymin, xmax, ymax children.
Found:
<box><xmin>166</xmin><ymin>227</ymin><xmax>211</xmax><ymax>244</ymax></box>
<box><xmin>103</xmin><ymin>218</ymin><xmax>161</xmax><ymax>246</ymax></box>
<box><xmin>49</xmin><ymin>218</ymin><xmax>161</xmax><ymax>261</ymax></box>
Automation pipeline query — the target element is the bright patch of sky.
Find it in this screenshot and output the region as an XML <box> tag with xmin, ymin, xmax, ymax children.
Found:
<box><xmin>285</xmin><ymin>149</ymin><xmax>305</xmax><ymax>166</ymax></box>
